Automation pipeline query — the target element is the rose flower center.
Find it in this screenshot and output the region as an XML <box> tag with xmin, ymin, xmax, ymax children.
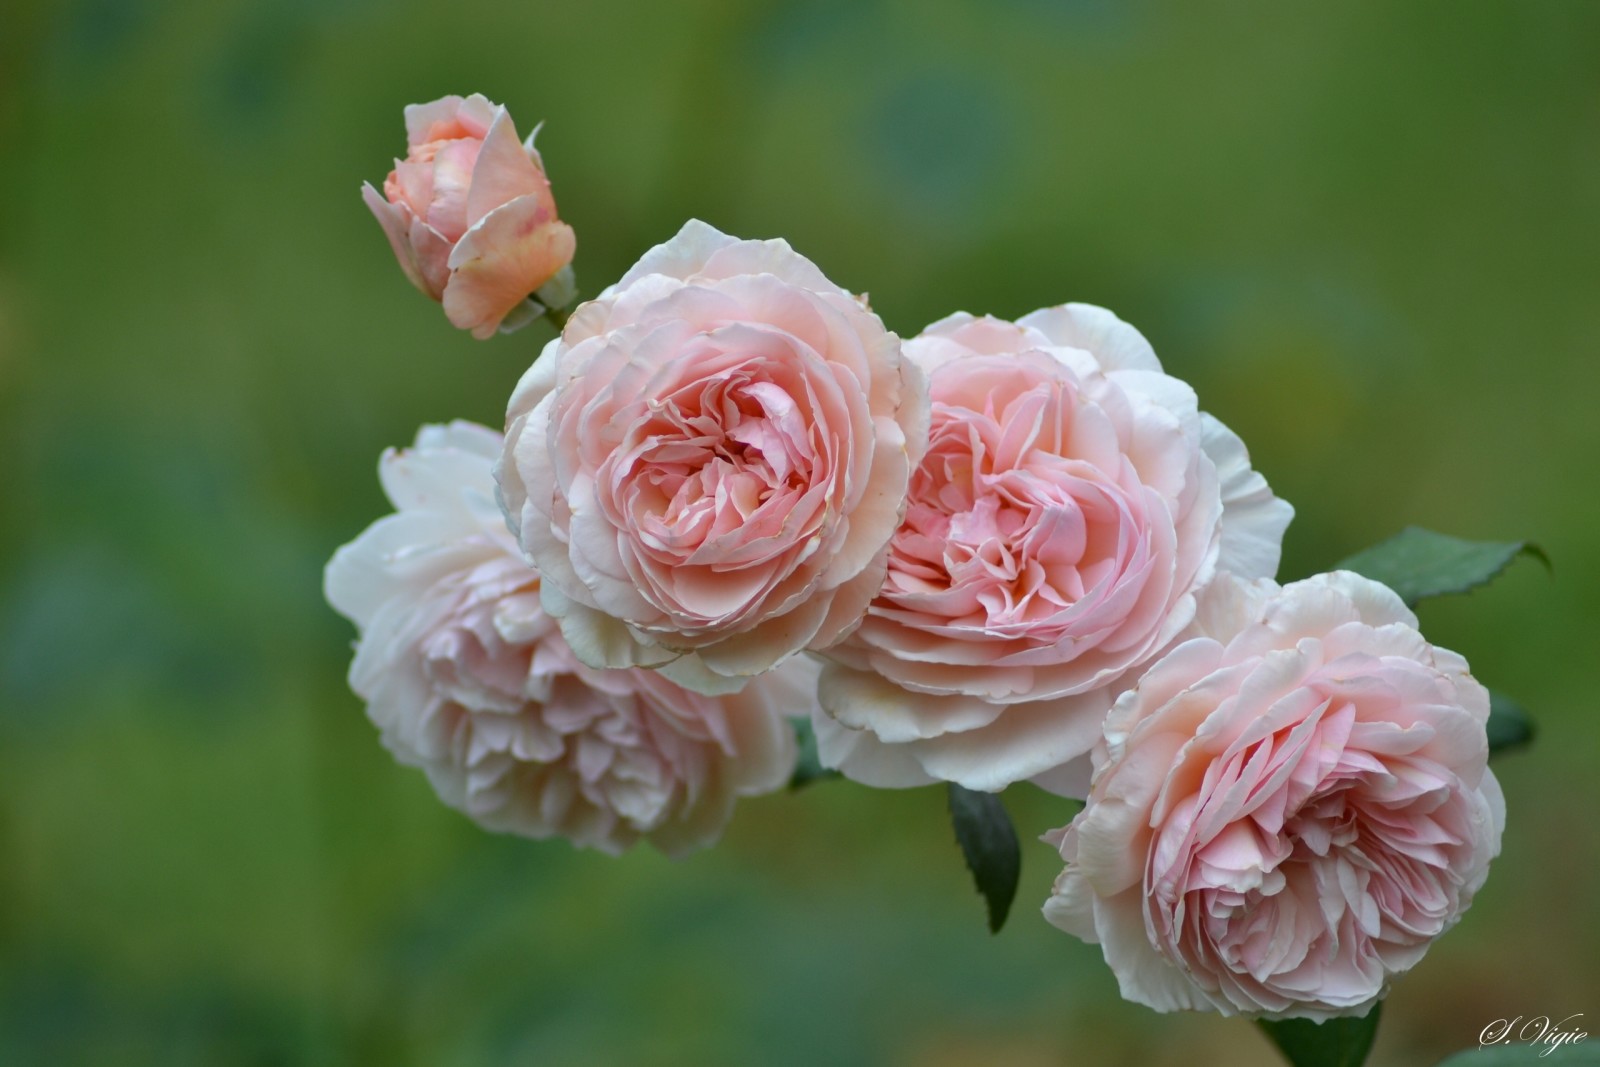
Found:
<box><xmin>1160</xmin><ymin>699</ymin><xmax>1473</xmax><ymax>991</ymax></box>
<box><xmin>619</xmin><ymin>366</ymin><xmax>817</xmax><ymax>565</ymax></box>
<box><xmin>881</xmin><ymin>375</ymin><xmax>1143</xmax><ymax>638</ymax></box>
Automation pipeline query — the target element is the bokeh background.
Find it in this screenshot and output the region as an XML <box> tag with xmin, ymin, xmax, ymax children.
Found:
<box><xmin>3</xmin><ymin>1</ymin><xmax>1597</xmax><ymax>1064</ymax></box>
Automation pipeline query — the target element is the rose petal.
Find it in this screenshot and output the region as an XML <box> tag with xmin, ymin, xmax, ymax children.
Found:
<box><xmin>443</xmin><ymin>196</ymin><xmax>577</xmax><ymax>338</ymax></box>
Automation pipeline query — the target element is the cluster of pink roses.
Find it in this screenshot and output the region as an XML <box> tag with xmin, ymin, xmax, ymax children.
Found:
<box><xmin>330</xmin><ymin>95</ymin><xmax>1503</xmax><ymax>1023</ymax></box>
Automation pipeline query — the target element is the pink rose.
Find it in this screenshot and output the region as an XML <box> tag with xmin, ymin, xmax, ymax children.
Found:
<box><xmin>323</xmin><ymin>422</ymin><xmax>803</xmax><ymax>857</ymax></box>
<box><xmin>814</xmin><ymin>308</ymin><xmax>1292</xmax><ymax>793</ymax></box>
<box><xmin>497</xmin><ymin>220</ymin><xmax>929</xmax><ymax>694</ymax></box>
<box><xmin>1043</xmin><ymin>571</ymin><xmax>1505</xmax><ymax>1020</ymax></box>
<box><xmin>362</xmin><ymin>94</ymin><xmax>576</xmax><ymax>339</ymax></box>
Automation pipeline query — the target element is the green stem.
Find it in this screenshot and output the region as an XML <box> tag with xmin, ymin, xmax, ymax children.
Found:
<box><xmin>542</xmin><ymin>301</ymin><xmax>571</xmax><ymax>333</ymax></box>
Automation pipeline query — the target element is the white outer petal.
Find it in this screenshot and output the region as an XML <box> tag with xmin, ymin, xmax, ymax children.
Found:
<box><xmin>1017</xmin><ymin>303</ymin><xmax>1163</xmax><ymax>373</ymax></box>
<box><xmin>810</xmin><ymin>708</ymin><xmax>938</xmax><ymax>789</ymax></box>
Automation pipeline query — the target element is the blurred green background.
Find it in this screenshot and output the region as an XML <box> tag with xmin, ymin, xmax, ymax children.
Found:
<box><xmin>3</xmin><ymin>1</ymin><xmax>1597</xmax><ymax>1064</ymax></box>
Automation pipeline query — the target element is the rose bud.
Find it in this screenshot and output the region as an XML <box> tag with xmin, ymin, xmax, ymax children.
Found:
<box><xmin>362</xmin><ymin>94</ymin><xmax>576</xmax><ymax>339</ymax></box>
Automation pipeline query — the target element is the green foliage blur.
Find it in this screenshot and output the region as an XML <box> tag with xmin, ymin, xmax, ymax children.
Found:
<box><xmin>2</xmin><ymin>1</ymin><xmax>1596</xmax><ymax>1064</ymax></box>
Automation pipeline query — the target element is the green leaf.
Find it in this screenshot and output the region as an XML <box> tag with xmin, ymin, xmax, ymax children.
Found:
<box><xmin>1435</xmin><ymin>1037</ymin><xmax>1600</xmax><ymax>1065</ymax></box>
<box><xmin>1486</xmin><ymin>691</ymin><xmax>1535</xmax><ymax>755</ymax></box>
<box><xmin>946</xmin><ymin>783</ymin><xmax>1020</xmax><ymax>934</ymax></box>
<box><xmin>1258</xmin><ymin>1005</ymin><xmax>1382</xmax><ymax>1067</ymax></box>
<box><xmin>788</xmin><ymin>717</ymin><xmax>842</xmax><ymax>790</ymax></box>
<box><xmin>1334</xmin><ymin>527</ymin><xmax>1548</xmax><ymax>607</ymax></box>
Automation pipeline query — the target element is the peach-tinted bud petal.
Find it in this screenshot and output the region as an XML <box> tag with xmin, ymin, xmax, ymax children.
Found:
<box><xmin>465</xmin><ymin>108</ymin><xmax>549</xmax><ymax>230</ymax></box>
<box><xmin>404</xmin><ymin>215</ymin><xmax>454</xmax><ymax>298</ymax></box>
<box><xmin>403</xmin><ymin>93</ymin><xmax>495</xmax><ymax>147</ymax></box>
<box><xmin>363</xmin><ymin>182</ymin><xmax>442</xmax><ymax>299</ymax></box>
<box><xmin>423</xmin><ymin>138</ymin><xmax>481</xmax><ymax>243</ymax></box>
<box><xmin>402</xmin><ymin>95</ymin><xmax>465</xmax><ymax>145</ymax></box>
<box><xmin>442</xmin><ymin>196</ymin><xmax>576</xmax><ymax>339</ymax></box>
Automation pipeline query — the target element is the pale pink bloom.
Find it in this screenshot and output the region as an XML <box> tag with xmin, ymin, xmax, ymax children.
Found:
<box><xmin>814</xmin><ymin>308</ymin><xmax>1292</xmax><ymax>793</ymax></box>
<box><xmin>498</xmin><ymin>220</ymin><xmax>929</xmax><ymax>695</ymax></box>
<box><xmin>362</xmin><ymin>94</ymin><xmax>576</xmax><ymax>339</ymax></box>
<box><xmin>324</xmin><ymin>422</ymin><xmax>802</xmax><ymax>857</ymax></box>
<box><xmin>1043</xmin><ymin>571</ymin><xmax>1505</xmax><ymax>1020</ymax></box>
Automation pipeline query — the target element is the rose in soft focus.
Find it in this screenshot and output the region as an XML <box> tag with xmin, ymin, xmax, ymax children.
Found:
<box><xmin>497</xmin><ymin>220</ymin><xmax>929</xmax><ymax>695</ymax></box>
<box><xmin>323</xmin><ymin>421</ymin><xmax>802</xmax><ymax>857</ymax></box>
<box><xmin>1043</xmin><ymin>571</ymin><xmax>1504</xmax><ymax>1020</ymax></box>
<box><xmin>362</xmin><ymin>94</ymin><xmax>576</xmax><ymax>339</ymax></box>
<box><xmin>813</xmin><ymin>308</ymin><xmax>1292</xmax><ymax>794</ymax></box>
